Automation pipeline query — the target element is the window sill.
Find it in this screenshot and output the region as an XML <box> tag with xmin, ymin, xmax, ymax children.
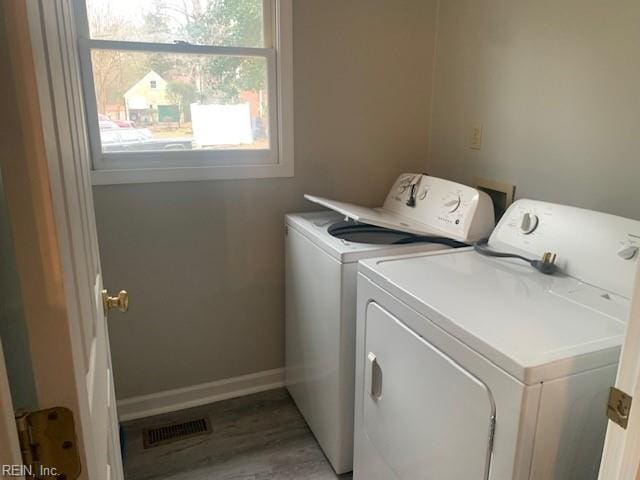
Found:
<box><xmin>90</xmin><ymin>162</ymin><xmax>294</xmax><ymax>185</ymax></box>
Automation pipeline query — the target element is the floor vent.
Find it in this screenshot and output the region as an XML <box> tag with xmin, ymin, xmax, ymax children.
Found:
<box><xmin>143</xmin><ymin>417</ymin><xmax>211</xmax><ymax>449</ymax></box>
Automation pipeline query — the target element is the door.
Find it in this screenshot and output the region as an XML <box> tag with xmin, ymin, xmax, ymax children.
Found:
<box><xmin>0</xmin><ymin>1</ymin><xmax>124</xmax><ymax>479</ymax></box>
<box><xmin>599</xmin><ymin>260</ymin><xmax>640</xmax><ymax>480</ymax></box>
<box><xmin>362</xmin><ymin>302</ymin><xmax>495</xmax><ymax>480</ymax></box>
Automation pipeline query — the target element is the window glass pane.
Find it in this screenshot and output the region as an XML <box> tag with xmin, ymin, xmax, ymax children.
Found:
<box><xmin>86</xmin><ymin>0</ymin><xmax>265</xmax><ymax>47</ymax></box>
<box><xmin>91</xmin><ymin>50</ymin><xmax>270</xmax><ymax>153</ymax></box>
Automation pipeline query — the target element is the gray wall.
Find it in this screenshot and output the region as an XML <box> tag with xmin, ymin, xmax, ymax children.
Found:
<box><xmin>428</xmin><ymin>0</ymin><xmax>640</xmax><ymax>220</ymax></box>
<box><xmin>95</xmin><ymin>0</ymin><xmax>439</xmax><ymax>399</ymax></box>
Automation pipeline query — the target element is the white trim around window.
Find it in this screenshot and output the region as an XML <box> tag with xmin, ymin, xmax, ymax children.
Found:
<box><xmin>73</xmin><ymin>0</ymin><xmax>293</xmax><ymax>185</ymax></box>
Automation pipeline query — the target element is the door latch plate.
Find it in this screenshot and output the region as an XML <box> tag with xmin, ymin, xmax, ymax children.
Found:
<box><xmin>607</xmin><ymin>386</ymin><xmax>633</xmax><ymax>429</ymax></box>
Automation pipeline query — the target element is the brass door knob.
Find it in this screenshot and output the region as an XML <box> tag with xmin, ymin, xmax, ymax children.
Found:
<box><xmin>102</xmin><ymin>289</ymin><xmax>129</xmax><ymax>314</ymax></box>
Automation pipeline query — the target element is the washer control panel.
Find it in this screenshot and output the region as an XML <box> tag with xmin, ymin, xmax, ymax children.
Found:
<box><xmin>489</xmin><ymin>199</ymin><xmax>640</xmax><ymax>298</ymax></box>
<box><xmin>383</xmin><ymin>174</ymin><xmax>495</xmax><ymax>241</ymax></box>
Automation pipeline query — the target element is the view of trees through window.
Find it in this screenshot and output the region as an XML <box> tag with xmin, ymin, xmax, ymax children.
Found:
<box><xmin>86</xmin><ymin>0</ymin><xmax>270</xmax><ymax>154</ymax></box>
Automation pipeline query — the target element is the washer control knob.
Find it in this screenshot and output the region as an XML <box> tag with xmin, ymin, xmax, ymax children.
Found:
<box><xmin>520</xmin><ymin>213</ymin><xmax>539</xmax><ymax>234</ymax></box>
<box><xmin>617</xmin><ymin>246</ymin><xmax>639</xmax><ymax>260</ymax></box>
<box><xmin>444</xmin><ymin>195</ymin><xmax>461</xmax><ymax>213</ymax></box>
<box><xmin>418</xmin><ymin>188</ymin><xmax>428</xmax><ymax>201</ymax></box>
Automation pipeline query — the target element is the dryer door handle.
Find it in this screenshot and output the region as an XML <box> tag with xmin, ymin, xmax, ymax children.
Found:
<box><xmin>367</xmin><ymin>352</ymin><xmax>383</xmax><ymax>400</ymax></box>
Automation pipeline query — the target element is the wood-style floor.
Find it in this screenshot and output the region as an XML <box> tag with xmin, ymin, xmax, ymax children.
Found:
<box><xmin>122</xmin><ymin>388</ymin><xmax>353</xmax><ymax>480</ymax></box>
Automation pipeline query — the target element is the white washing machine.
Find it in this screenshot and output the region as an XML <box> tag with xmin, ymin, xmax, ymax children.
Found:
<box><xmin>285</xmin><ymin>174</ymin><xmax>495</xmax><ymax>474</ymax></box>
<box><xmin>354</xmin><ymin>199</ymin><xmax>640</xmax><ymax>480</ymax></box>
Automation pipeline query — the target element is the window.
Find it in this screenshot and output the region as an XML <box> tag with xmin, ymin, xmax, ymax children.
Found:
<box><xmin>75</xmin><ymin>0</ymin><xmax>293</xmax><ymax>184</ymax></box>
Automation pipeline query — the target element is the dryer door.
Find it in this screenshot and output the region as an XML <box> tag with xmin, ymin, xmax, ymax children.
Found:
<box><xmin>363</xmin><ymin>302</ymin><xmax>495</xmax><ymax>479</ymax></box>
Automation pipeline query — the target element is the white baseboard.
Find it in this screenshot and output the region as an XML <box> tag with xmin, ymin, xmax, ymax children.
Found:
<box><xmin>116</xmin><ymin>368</ymin><xmax>285</xmax><ymax>422</ymax></box>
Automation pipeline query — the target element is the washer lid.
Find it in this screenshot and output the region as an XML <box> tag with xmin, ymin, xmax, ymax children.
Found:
<box><xmin>305</xmin><ymin>174</ymin><xmax>496</xmax><ymax>243</ymax></box>
<box><xmin>359</xmin><ymin>249</ymin><xmax>629</xmax><ymax>385</ymax></box>
<box><xmin>305</xmin><ymin>195</ymin><xmax>448</xmax><ymax>238</ymax></box>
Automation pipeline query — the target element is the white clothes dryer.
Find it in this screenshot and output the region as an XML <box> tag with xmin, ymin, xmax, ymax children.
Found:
<box><xmin>354</xmin><ymin>199</ymin><xmax>640</xmax><ymax>479</ymax></box>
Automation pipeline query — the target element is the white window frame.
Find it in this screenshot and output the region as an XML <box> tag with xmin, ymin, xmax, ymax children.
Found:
<box><xmin>74</xmin><ymin>0</ymin><xmax>293</xmax><ymax>185</ymax></box>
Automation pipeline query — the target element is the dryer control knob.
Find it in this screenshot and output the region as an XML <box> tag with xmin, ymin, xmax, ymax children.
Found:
<box><xmin>520</xmin><ymin>213</ymin><xmax>539</xmax><ymax>235</ymax></box>
<box><xmin>617</xmin><ymin>246</ymin><xmax>639</xmax><ymax>260</ymax></box>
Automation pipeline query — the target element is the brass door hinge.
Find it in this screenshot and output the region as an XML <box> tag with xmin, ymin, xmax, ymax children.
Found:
<box><xmin>607</xmin><ymin>386</ymin><xmax>633</xmax><ymax>429</ymax></box>
<box><xmin>15</xmin><ymin>407</ymin><xmax>81</xmax><ymax>480</ymax></box>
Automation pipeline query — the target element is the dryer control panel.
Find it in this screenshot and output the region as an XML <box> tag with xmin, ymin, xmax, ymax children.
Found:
<box><xmin>489</xmin><ymin>199</ymin><xmax>640</xmax><ymax>298</ymax></box>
